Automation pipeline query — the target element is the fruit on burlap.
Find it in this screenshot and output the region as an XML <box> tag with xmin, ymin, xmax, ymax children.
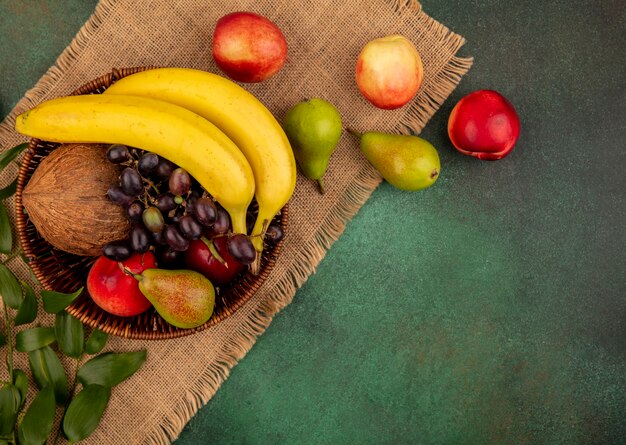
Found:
<box><xmin>352</xmin><ymin>131</ymin><xmax>440</xmax><ymax>191</ymax></box>
<box><xmin>282</xmin><ymin>98</ymin><xmax>343</xmax><ymax>194</ymax></box>
<box><xmin>22</xmin><ymin>143</ymin><xmax>130</xmax><ymax>256</ymax></box>
<box><xmin>87</xmin><ymin>252</ymin><xmax>156</xmax><ymax>317</ymax></box>
<box><xmin>136</xmin><ymin>268</ymin><xmax>215</xmax><ymax>329</ymax></box>
<box><xmin>356</xmin><ymin>35</ymin><xmax>424</xmax><ymax>109</ymax></box>
<box><xmin>212</xmin><ymin>12</ymin><xmax>288</xmax><ymax>83</ymax></box>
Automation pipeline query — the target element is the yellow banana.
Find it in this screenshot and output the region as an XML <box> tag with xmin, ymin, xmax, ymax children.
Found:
<box><xmin>104</xmin><ymin>68</ymin><xmax>296</xmax><ymax>254</ymax></box>
<box><xmin>15</xmin><ymin>94</ymin><xmax>254</xmax><ymax>235</ymax></box>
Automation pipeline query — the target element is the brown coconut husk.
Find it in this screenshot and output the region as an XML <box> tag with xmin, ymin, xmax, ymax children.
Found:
<box><xmin>22</xmin><ymin>143</ymin><xmax>130</xmax><ymax>256</ymax></box>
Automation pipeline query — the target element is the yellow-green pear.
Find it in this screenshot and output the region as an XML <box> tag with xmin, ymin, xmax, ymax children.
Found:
<box><xmin>136</xmin><ymin>268</ymin><xmax>215</xmax><ymax>329</ymax></box>
<box><xmin>352</xmin><ymin>130</ymin><xmax>440</xmax><ymax>191</ymax></box>
<box><xmin>283</xmin><ymin>98</ymin><xmax>342</xmax><ymax>194</ymax></box>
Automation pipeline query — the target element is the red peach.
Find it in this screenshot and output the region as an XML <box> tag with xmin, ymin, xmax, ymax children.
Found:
<box><xmin>448</xmin><ymin>90</ymin><xmax>521</xmax><ymax>160</ymax></box>
<box><xmin>212</xmin><ymin>12</ymin><xmax>287</xmax><ymax>83</ymax></box>
<box><xmin>356</xmin><ymin>35</ymin><xmax>424</xmax><ymax>110</ymax></box>
<box><xmin>86</xmin><ymin>252</ymin><xmax>156</xmax><ymax>317</ymax></box>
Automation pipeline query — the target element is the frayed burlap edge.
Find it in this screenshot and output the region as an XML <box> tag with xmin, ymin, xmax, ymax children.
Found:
<box><xmin>0</xmin><ymin>0</ymin><xmax>472</xmax><ymax>443</ymax></box>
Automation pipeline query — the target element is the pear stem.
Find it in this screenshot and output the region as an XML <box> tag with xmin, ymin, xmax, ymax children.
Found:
<box><xmin>317</xmin><ymin>177</ymin><xmax>326</xmax><ymax>195</ymax></box>
<box><xmin>118</xmin><ymin>261</ymin><xmax>142</xmax><ymax>281</ymax></box>
<box><xmin>201</xmin><ymin>236</ymin><xmax>228</xmax><ymax>268</ymax></box>
<box><xmin>346</xmin><ymin>128</ymin><xmax>362</xmax><ymax>138</ymax></box>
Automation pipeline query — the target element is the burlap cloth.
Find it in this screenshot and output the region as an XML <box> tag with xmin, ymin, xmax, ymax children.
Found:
<box><xmin>0</xmin><ymin>0</ymin><xmax>471</xmax><ymax>443</ymax></box>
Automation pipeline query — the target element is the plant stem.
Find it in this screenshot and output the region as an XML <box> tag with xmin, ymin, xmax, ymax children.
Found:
<box><xmin>3</xmin><ymin>303</ymin><xmax>13</xmax><ymax>382</ymax></box>
<box><xmin>53</xmin><ymin>355</ymin><xmax>82</xmax><ymax>445</ymax></box>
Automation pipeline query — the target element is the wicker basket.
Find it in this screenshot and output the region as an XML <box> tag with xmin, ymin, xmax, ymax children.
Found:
<box><xmin>14</xmin><ymin>67</ymin><xmax>288</xmax><ymax>340</ymax></box>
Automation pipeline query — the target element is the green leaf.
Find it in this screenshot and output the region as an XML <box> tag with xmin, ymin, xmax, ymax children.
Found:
<box><xmin>12</xmin><ymin>369</ymin><xmax>28</xmax><ymax>408</ymax></box>
<box><xmin>14</xmin><ymin>281</ymin><xmax>38</xmax><ymax>326</ymax></box>
<box><xmin>85</xmin><ymin>329</ymin><xmax>108</xmax><ymax>355</ymax></box>
<box><xmin>55</xmin><ymin>311</ymin><xmax>83</xmax><ymax>358</ymax></box>
<box><xmin>0</xmin><ymin>264</ymin><xmax>22</xmax><ymax>309</ymax></box>
<box><xmin>0</xmin><ymin>178</ymin><xmax>17</xmax><ymax>201</ymax></box>
<box><xmin>0</xmin><ymin>384</ymin><xmax>20</xmax><ymax>436</ymax></box>
<box><xmin>27</xmin><ymin>346</ymin><xmax>68</xmax><ymax>404</ymax></box>
<box><xmin>0</xmin><ymin>144</ymin><xmax>27</xmax><ymax>171</ymax></box>
<box><xmin>17</xmin><ymin>385</ymin><xmax>55</xmax><ymax>445</ymax></box>
<box><xmin>41</xmin><ymin>287</ymin><xmax>83</xmax><ymax>314</ymax></box>
<box><xmin>0</xmin><ymin>202</ymin><xmax>12</xmax><ymax>253</ymax></box>
<box><xmin>0</xmin><ymin>333</ymin><xmax>5</xmax><ymax>348</ymax></box>
<box><xmin>15</xmin><ymin>327</ymin><xmax>55</xmax><ymax>352</ymax></box>
<box><xmin>62</xmin><ymin>384</ymin><xmax>110</xmax><ymax>443</ymax></box>
<box><xmin>78</xmin><ymin>350</ymin><xmax>147</xmax><ymax>388</ymax></box>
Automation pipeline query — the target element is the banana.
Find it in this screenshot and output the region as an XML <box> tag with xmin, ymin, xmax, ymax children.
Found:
<box><xmin>15</xmin><ymin>94</ymin><xmax>254</xmax><ymax>235</ymax></box>
<box><xmin>104</xmin><ymin>68</ymin><xmax>297</xmax><ymax>254</ymax></box>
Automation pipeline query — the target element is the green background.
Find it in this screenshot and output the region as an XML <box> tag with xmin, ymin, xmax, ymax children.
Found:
<box><xmin>1</xmin><ymin>1</ymin><xmax>624</xmax><ymax>443</ymax></box>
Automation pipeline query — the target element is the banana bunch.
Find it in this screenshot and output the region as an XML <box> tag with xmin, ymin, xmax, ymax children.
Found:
<box><xmin>15</xmin><ymin>69</ymin><xmax>296</xmax><ymax>265</ymax></box>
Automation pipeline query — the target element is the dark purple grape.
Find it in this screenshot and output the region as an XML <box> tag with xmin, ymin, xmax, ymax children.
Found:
<box><xmin>125</xmin><ymin>200</ymin><xmax>145</xmax><ymax>222</ymax></box>
<box><xmin>193</xmin><ymin>197</ymin><xmax>218</xmax><ymax>226</ymax></box>
<box><xmin>142</xmin><ymin>207</ymin><xmax>165</xmax><ymax>233</ymax></box>
<box><xmin>120</xmin><ymin>167</ymin><xmax>144</xmax><ymax>196</ymax></box>
<box><xmin>157</xmin><ymin>247</ymin><xmax>184</xmax><ymax>269</ymax></box>
<box><xmin>212</xmin><ymin>207</ymin><xmax>231</xmax><ymax>234</ymax></box>
<box><xmin>137</xmin><ymin>153</ymin><xmax>159</xmax><ymax>175</ymax></box>
<box><xmin>155</xmin><ymin>193</ymin><xmax>177</xmax><ymax>213</ymax></box>
<box><xmin>227</xmin><ymin>234</ymin><xmax>256</xmax><ymax>265</ymax></box>
<box><xmin>169</xmin><ymin>207</ymin><xmax>186</xmax><ymax>224</ymax></box>
<box><xmin>102</xmin><ymin>240</ymin><xmax>131</xmax><ymax>261</ymax></box>
<box><xmin>106</xmin><ymin>144</ymin><xmax>130</xmax><ymax>164</ymax></box>
<box><xmin>107</xmin><ymin>185</ymin><xmax>134</xmax><ymax>206</ymax></box>
<box><xmin>156</xmin><ymin>157</ymin><xmax>177</xmax><ymax>179</ymax></box>
<box><xmin>164</xmin><ymin>225</ymin><xmax>189</xmax><ymax>251</ymax></box>
<box><xmin>186</xmin><ymin>190</ymin><xmax>201</xmax><ymax>209</ymax></box>
<box><xmin>152</xmin><ymin>230</ymin><xmax>167</xmax><ymax>246</ymax></box>
<box><xmin>169</xmin><ymin>168</ymin><xmax>191</xmax><ymax>196</ymax></box>
<box><xmin>178</xmin><ymin>215</ymin><xmax>203</xmax><ymax>240</ymax></box>
<box><xmin>265</xmin><ymin>224</ymin><xmax>284</xmax><ymax>244</ymax></box>
<box><xmin>129</xmin><ymin>224</ymin><xmax>151</xmax><ymax>253</ymax></box>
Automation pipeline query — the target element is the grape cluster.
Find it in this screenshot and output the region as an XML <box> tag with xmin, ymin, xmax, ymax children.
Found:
<box><xmin>102</xmin><ymin>144</ymin><xmax>281</xmax><ymax>267</ymax></box>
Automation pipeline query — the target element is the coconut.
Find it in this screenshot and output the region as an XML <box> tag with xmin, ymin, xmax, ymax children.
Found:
<box><xmin>23</xmin><ymin>143</ymin><xmax>130</xmax><ymax>256</ymax></box>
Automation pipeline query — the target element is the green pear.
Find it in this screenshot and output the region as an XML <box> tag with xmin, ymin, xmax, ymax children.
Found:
<box><xmin>136</xmin><ymin>268</ymin><xmax>215</xmax><ymax>329</ymax></box>
<box><xmin>283</xmin><ymin>98</ymin><xmax>343</xmax><ymax>194</ymax></box>
<box><xmin>353</xmin><ymin>130</ymin><xmax>440</xmax><ymax>191</ymax></box>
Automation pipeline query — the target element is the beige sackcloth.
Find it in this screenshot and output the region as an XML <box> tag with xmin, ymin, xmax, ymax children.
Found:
<box><xmin>0</xmin><ymin>0</ymin><xmax>472</xmax><ymax>443</ymax></box>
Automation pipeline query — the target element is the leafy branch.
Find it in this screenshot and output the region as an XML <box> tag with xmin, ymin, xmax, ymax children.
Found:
<box><xmin>0</xmin><ymin>144</ymin><xmax>147</xmax><ymax>444</ymax></box>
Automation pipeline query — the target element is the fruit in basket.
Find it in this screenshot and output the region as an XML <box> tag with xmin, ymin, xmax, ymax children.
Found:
<box><xmin>283</xmin><ymin>98</ymin><xmax>343</xmax><ymax>194</ymax></box>
<box><xmin>86</xmin><ymin>252</ymin><xmax>156</xmax><ymax>317</ymax></box>
<box><xmin>136</xmin><ymin>268</ymin><xmax>215</xmax><ymax>329</ymax></box>
<box><xmin>22</xmin><ymin>143</ymin><xmax>129</xmax><ymax>256</ymax></box>
<box><xmin>185</xmin><ymin>237</ymin><xmax>245</xmax><ymax>287</ymax></box>
<box><xmin>14</xmin><ymin>94</ymin><xmax>255</xmax><ymax>235</ymax></box>
<box><xmin>212</xmin><ymin>12</ymin><xmax>288</xmax><ymax>83</ymax></box>
<box><xmin>447</xmin><ymin>90</ymin><xmax>520</xmax><ymax>160</ymax></box>
<box><xmin>351</xmin><ymin>130</ymin><xmax>440</xmax><ymax>191</ymax></box>
<box><xmin>104</xmin><ymin>68</ymin><xmax>296</xmax><ymax>265</ymax></box>
<box><xmin>356</xmin><ymin>35</ymin><xmax>424</xmax><ymax>110</ymax></box>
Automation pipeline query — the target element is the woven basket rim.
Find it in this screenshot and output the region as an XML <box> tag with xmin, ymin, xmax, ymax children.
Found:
<box><xmin>14</xmin><ymin>67</ymin><xmax>288</xmax><ymax>340</ymax></box>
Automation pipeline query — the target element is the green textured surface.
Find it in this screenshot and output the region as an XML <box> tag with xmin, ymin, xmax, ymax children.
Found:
<box><xmin>1</xmin><ymin>1</ymin><xmax>625</xmax><ymax>444</ymax></box>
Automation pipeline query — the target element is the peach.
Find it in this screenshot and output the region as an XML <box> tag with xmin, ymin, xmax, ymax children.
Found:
<box><xmin>212</xmin><ymin>12</ymin><xmax>287</xmax><ymax>83</ymax></box>
<box><xmin>448</xmin><ymin>90</ymin><xmax>521</xmax><ymax>160</ymax></box>
<box><xmin>356</xmin><ymin>35</ymin><xmax>424</xmax><ymax>109</ymax></box>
